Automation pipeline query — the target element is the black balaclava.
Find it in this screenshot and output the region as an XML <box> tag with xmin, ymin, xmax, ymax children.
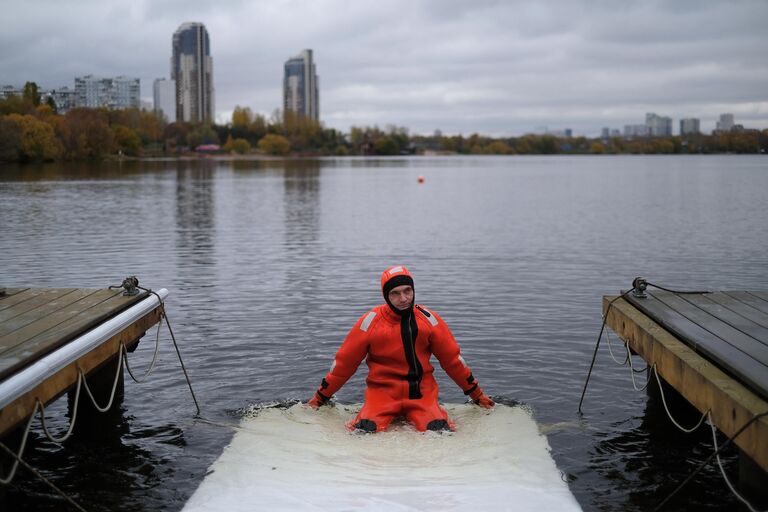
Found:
<box><xmin>382</xmin><ymin>273</ymin><xmax>415</xmax><ymax>316</ymax></box>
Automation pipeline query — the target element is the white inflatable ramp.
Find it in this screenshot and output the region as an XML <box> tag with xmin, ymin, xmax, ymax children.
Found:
<box><xmin>183</xmin><ymin>403</ymin><xmax>581</xmax><ymax>511</ymax></box>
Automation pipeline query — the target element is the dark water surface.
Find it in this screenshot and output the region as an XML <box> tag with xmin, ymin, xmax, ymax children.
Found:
<box><xmin>1</xmin><ymin>155</ymin><xmax>766</xmax><ymax>511</ymax></box>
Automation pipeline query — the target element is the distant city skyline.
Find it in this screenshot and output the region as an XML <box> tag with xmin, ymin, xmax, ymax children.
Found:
<box><xmin>0</xmin><ymin>79</ymin><xmax>748</xmax><ymax>139</ymax></box>
<box><xmin>1</xmin><ymin>0</ymin><xmax>766</xmax><ymax>137</ymax></box>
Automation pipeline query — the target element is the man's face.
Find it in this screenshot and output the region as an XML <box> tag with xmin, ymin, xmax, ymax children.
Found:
<box><xmin>388</xmin><ymin>284</ymin><xmax>414</xmax><ymax>311</ymax></box>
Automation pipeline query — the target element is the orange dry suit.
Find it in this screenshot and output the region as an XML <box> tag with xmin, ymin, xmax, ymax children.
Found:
<box><xmin>311</xmin><ymin>266</ymin><xmax>485</xmax><ymax>432</ymax></box>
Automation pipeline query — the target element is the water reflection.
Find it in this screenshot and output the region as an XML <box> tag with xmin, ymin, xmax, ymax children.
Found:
<box><xmin>174</xmin><ymin>160</ymin><xmax>215</xmax><ymax>269</ymax></box>
<box><xmin>3</xmin><ymin>406</ymin><xmax>181</xmax><ymax>512</ymax></box>
<box><xmin>588</xmin><ymin>380</ymin><xmax>740</xmax><ymax>511</ymax></box>
<box><xmin>283</xmin><ymin>160</ymin><xmax>320</xmax><ymax>251</ymax></box>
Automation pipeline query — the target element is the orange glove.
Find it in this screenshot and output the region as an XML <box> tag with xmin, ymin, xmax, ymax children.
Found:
<box><xmin>469</xmin><ymin>387</ymin><xmax>495</xmax><ymax>409</ymax></box>
<box><xmin>307</xmin><ymin>391</ymin><xmax>329</xmax><ymax>409</ymax></box>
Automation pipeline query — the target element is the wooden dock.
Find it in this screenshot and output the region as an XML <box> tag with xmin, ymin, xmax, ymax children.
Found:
<box><xmin>603</xmin><ymin>290</ymin><xmax>768</xmax><ymax>474</ymax></box>
<box><xmin>0</xmin><ymin>287</ymin><xmax>165</xmax><ymax>439</ymax></box>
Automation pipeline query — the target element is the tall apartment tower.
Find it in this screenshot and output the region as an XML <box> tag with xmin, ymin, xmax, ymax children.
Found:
<box><xmin>153</xmin><ymin>78</ymin><xmax>176</xmax><ymax>122</ymax></box>
<box><xmin>283</xmin><ymin>49</ymin><xmax>319</xmax><ymax>121</ymax></box>
<box><xmin>680</xmin><ymin>118</ymin><xmax>700</xmax><ymax>135</ymax></box>
<box><xmin>645</xmin><ymin>112</ymin><xmax>672</xmax><ymax>137</ymax></box>
<box><xmin>172</xmin><ymin>22</ymin><xmax>214</xmax><ymax>123</ymax></box>
<box><xmin>716</xmin><ymin>113</ymin><xmax>735</xmax><ymax>132</ymax></box>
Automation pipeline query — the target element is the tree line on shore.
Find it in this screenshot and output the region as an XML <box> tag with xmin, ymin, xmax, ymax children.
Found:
<box><xmin>1</xmin><ymin>84</ymin><xmax>765</xmax><ymax>164</ymax></box>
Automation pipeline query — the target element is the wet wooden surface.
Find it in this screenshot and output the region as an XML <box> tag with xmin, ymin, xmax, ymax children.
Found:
<box><xmin>625</xmin><ymin>291</ymin><xmax>768</xmax><ymax>400</ymax></box>
<box><xmin>0</xmin><ymin>288</ymin><xmax>148</xmax><ymax>381</ymax></box>
<box><xmin>604</xmin><ymin>292</ymin><xmax>768</xmax><ymax>472</ymax></box>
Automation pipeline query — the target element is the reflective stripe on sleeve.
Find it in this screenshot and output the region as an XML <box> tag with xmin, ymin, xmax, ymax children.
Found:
<box><xmin>418</xmin><ymin>306</ymin><xmax>439</xmax><ymax>326</ymax></box>
<box><xmin>360</xmin><ymin>311</ymin><xmax>377</xmax><ymax>332</ymax></box>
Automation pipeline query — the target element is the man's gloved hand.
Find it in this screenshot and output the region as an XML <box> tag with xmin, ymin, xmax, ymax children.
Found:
<box><xmin>469</xmin><ymin>387</ymin><xmax>495</xmax><ymax>409</ymax></box>
<box><xmin>307</xmin><ymin>392</ymin><xmax>328</xmax><ymax>409</ymax></box>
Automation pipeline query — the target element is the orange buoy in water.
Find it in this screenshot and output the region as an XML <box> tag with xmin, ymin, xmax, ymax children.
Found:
<box><xmin>417</xmin><ymin>175</ymin><xmax>425</xmax><ymax>183</ymax></box>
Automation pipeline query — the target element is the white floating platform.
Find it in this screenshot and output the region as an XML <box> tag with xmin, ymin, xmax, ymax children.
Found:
<box><xmin>183</xmin><ymin>403</ymin><xmax>581</xmax><ymax>511</ymax></box>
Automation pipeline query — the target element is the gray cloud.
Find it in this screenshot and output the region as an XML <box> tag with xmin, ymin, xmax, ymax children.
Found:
<box><xmin>2</xmin><ymin>0</ymin><xmax>766</xmax><ymax>136</ymax></box>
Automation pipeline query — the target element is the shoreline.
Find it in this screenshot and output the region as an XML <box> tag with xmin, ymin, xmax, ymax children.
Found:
<box><xmin>121</xmin><ymin>151</ymin><xmax>766</xmax><ymax>162</ymax></box>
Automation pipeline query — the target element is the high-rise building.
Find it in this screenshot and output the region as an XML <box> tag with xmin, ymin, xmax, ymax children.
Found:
<box><xmin>680</xmin><ymin>118</ymin><xmax>700</xmax><ymax>136</ymax></box>
<box><xmin>283</xmin><ymin>49</ymin><xmax>319</xmax><ymax>121</ymax></box>
<box><xmin>645</xmin><ymin>112</ymin><xmax>672</xmax><ymax>137</ymax></box>
<box><xmin>624</xmin><ymin>124</ymin><xmax>649</xmax><ymax>138</ymax></box>
<box><xmin>153</xmin><ymin>78</ymin><xmax>176</xmax><ymax>122</ymax></box>
<box><xmin>2</xmin><ymin>84</ymin><xmax>76</xmax><ymax>113</ymax></box>
<box><xmin>74</xmin><ymin>75</ymin><xmax>140</xmax><ymax>109</ymax></box>
<box><xmin>172</xmin><ymin>22</ymin><xmax>214</xmax><ymax>123</ymax></box>
<box><xmin>716</xmin><ymin>113</ymin><xmax>734</xmax><ymax>132</ymax></box>
<box><xmin>0</xmin><ymin>85</ymin><xmax>22</xmax><ymax>99</ymax></box>
<box><xmin>43</xmin><ymin>87</ymin><xmax>75</xmax><ymax>114</ymax></box>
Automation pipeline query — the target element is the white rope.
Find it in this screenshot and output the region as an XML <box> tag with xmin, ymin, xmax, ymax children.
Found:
<box><xmin>123</xmin><ymin>318</ymin><xmax>162</xmax><ymax>383</ymax></box>
<box><xmin>1</xmin><ymin>289</ymin><xmax>193</xmax><ymax>491</ymax></box>
<box><xmin>599</xmin><ymin>300</ymin><xmax>762</xmax><ymax>510</ymax></box>
<box><xmin>652</xmin><ymin>364</ymin><xmax>709</xmax><ymax>433</ymax></box>
<box><xmin>708</xmin><ymin>412</ymin><xmax>763</xmax><ymax>512</ymax></box>
<box><xmin>37</xmin><ymin>373</ymin><xmax>83</xmax><ymax>444</ymax></box>
<box><xmin>0</xmin><ymin>401</ymin><xmax>38</xmax><ymax>484</ymax></box>
<box><xmin>0</xmin><ymin>440</ymin><xmax>87</xmax><ymax>511</ymax></box>
<box><xmin>603</xmin><ymin>319</ymin><xmax>629</xmax><ymax>365</ymax></box>
<box><xmin>2</xmin><ymin>351</ymin><xmax>123</xmax><ymax>483</ymax></box>
<box><xmin>79</xmin><ymin>347</ymin><xmax>125</xmax><ymax>413</ymax></box>
<box><xmin>626</xmin><ymin>345</ymin><xmax>650</xmax><ymax>391</ymax></box>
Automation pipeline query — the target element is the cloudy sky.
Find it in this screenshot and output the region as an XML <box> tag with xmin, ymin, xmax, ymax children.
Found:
<box><xmin>2</xmin><ymin>0</ymin><xmax>767</xmax><ymax>136</ymax></box>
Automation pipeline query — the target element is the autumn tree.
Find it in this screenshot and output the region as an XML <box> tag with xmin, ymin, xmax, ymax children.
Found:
<box><xmin>45</xmin><ymin>96</ymin><xmax>57</xmax><ymax>113</ymax></box>
<box><xmin>223</xmin><ymin>134</ymin><xmax>251</xmax><ymax>154</ymax></box>
<box><xmin>57</xmin><ymin>108</ymin><xmax>114</xmax><ymax>159</ymax></box>
<box><xmin>187</xmin><ymin>124</ymin><xmax>220</xmax><ymax>149</ymax></box>
<box><xmin>164</xmin><ymin>122</ymin><xmax>190</xmax><ymax>151</ymax></box>
<box><xmin>138</xmin><ymin>110</ymin><xmax>164</xmax><ymax>145</ymax></box>
<box><xmin>232</xmin><ymin>106</ymin><xmax>253</xmax><ymax>128</ymax></box>
<box><xmin>590</xmin><ymin>141</ymin><xmax>605</xmax><ymax>154</ymax></box>
<box><xmin>112</xmin><ymin>124</ymin><xmax>142</xmax><ymax>156</ymax></box>
<box><xmin>485</xmin><ymin>140</ymin><xmax>513</xmax><ymax>154</ymax></box>
<box><xmin>0</xmin><ymin>117</ymin><xmax>21</xmax><ymax>162</ymax></box>
<box><xmin>280</xmin><ymin>110</ymin><xmax>323</xmax><ymax>152</ymax></box>
<box><xmin>22</xmin><ymin>81</ymin><xmax>41</xmax><ymax>107</ymax></box>
<box><xmin>6</xmin><ymin>113</ymin><xmax>62</xmax><ymax>161</ymax></box>
<box><xmin>373</xmin><ymin>136</ymin><xmax>398</xmax><ymax>155</ymax></box>
<box><xmin>0</xmin><ymin>94</ymin><xmax>29</xmax><ymax>115</ymax></box>
<box><xmin>258</xmin><ymin>134</ymin><xmax>290</xmax><ymax>155</ymax></box>
<box><xmin>250</xmin><ymin>113</ymin><xmax>268</xmax><ymax>141</ymax></box>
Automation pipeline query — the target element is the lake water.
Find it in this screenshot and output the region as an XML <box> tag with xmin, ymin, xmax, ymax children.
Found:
<box><xmin>1</xmin><ymin>155</ymin><xmax>766</xmax><ymax>511</ymax></box>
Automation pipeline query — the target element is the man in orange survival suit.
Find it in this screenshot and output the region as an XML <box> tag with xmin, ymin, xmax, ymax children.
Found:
<box><xmin>307</xmin><ymin>265</ymin><xmax>494</xmax><ymax>432</ymax></box>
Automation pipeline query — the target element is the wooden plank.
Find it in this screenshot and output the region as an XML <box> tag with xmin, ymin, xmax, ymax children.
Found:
<box><xmin>711</xmin><ymin>292</ymin><xmax>768</xmax><ymax>330</ymax></box>
<box><xmin>0</xmin><ymin>290</ymin><xmax>147</xmax><ymax>382</ymax></box>
<box><xmin>0</xmin><ymin>289</ymin><xmax>99</xmax><ymax>338</ymax></box>
<box><xmin>0</xmin><ymin>289</ymin><xmax>26</xmax><ymax>300</ymax></box>
<box><xmin>0</xmin><ymin>288</ymin><xmax>52</xmax><ymax>311</ymax></box>
<box><xmin>0</xmin><ymin>289</ymin><xmax>79</xmax><ymax>323</ymax></box>
<box><xmin>0</xmin><ymin>304</ymin><xmax>162</xmax><ymax>438</ymax></box>
<box><xmin>626</xmin><ymin>292</ymin><xmax>768</xmax><ymax>400</ymax></box>
<box><xmin>0</xmin><ymin>290</ymin><xmax>120</xmax><ymax>352</ymax></box>
<box><xmin>603</xmin><ymin>296</ymin><xmax>768</xmax><ymax>472</ymax></box>
<box><xmin>693</xmin><ymin>293</ymin><xmax>768</xmax><ymax>343</ymax></box>
<box><xmin>728</xmin><ymin>292</ymin><xmax>768</xmax><ymax>313</ymax></box>
<box><xmin>657</xmin><ymin>293</ymin><xmax>768</xmax><ymax>363</ymax></box>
